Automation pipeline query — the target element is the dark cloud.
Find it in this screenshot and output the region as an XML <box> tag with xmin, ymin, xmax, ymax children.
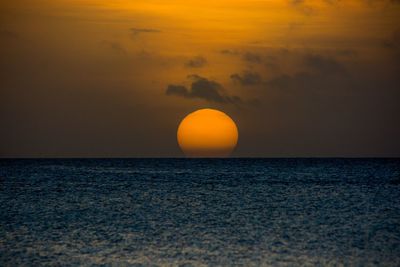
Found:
<box><xmin>265</xmin><ymin>52</ymin><xmax>349</xmax><ymax>92</ymax></box>
<box><xmin>130</xmin><ymin>28</ymin><xmax>161</xmax><ymax>36</ymax></box>
<box><xmin>231</xmin><ymin>71</ymin><xmax>262</xmax><ymax>86</ymax></box>
<box><xmin>188</xmin><ymin>75</ymin><xmax>224</xmax><ymax>102</ymax></box>
<box><xmin>166</xmin><ymin>75</ymin><xmax>242</xmax><ymax>104</ymax></box>
<box><xmin>185</xmin><ymin>56</ymin><xmax>207</xmax><ymax>68</ymax></box>
<box><xmin>304</xmin><ymin>54</ymin><xmax>346</xmax><ymax>75</ymax></box>
<box><xmin>230</xmin><ymin>52</ymin><xmax>346</xmax><ymax>90</ymax></box>
<box><xmin>166</xmin><ymin>85</ymin><xmax>189</xmax><ymax>97</ymax></box>
<box><xmin>242</xmin><ymin>52</ymin><xmax>262</xmax><ymax>64</ymax></box>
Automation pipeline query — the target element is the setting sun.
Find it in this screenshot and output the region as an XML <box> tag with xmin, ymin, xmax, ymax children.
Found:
<box><xmin>177</xmin><ymin>109</ymin><xmax>238</xmax><ymax>157</ymax></box>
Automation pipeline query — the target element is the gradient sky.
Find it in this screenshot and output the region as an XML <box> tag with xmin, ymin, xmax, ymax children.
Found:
<box><xmin>1</xmin><ymin>0</ymin><xmax>399</xmax><ymax>157</ymax></box>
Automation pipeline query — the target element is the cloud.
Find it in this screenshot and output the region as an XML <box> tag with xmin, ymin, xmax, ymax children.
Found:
<box><xmin>242</xmin><ymin>52</ymin><xmax>262</xmax><ymax>64</ymax></box>
<box><xmin>185</xmin><ymin>56</ymin><xmax>207</xmax><ymax>68</ymax></box>
<box><xmin>304</xmin><ymin>54</ymin><xmax>346</xmax><ymax>74</ymax></box>
<box><xmin>166</xmin><ymin>75</ymin><xmax>242</xmax><ymax>104</ymax></box>
<box><xmin>231</xmin><ymin>71</ymin><xmax>262</xmax><ymax>86</ymax></box>
<box><xmin>130</xmin><ymin>28</ymin><xmax>161</xmax><ymax>36</ymax></box>
<box><xmin>166</xmin><ymin>85</ymin><xmax>189</xmax><ymax>97</ymax></box>
<box><xmin>264</xmin><ymin>52</ymin><xmax>349</xmax><ymax>92</ymax></box>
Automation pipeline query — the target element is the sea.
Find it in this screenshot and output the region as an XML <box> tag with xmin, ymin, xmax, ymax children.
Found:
<box><xmin>1</xmin><ymin>158</ymin><xmax>400</xmax><ymax>266</ymax></box>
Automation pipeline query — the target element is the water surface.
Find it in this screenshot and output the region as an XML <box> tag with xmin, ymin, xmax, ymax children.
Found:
<box><xmin>1</xmin><ymin>159</ymin><xmax>399</xmax><ymax>266</ymax></box>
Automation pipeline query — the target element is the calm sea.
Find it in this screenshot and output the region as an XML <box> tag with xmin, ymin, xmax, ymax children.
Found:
<box><xmin>1</xmin><ymin>159</ymin><xmax>400</xmax><ymax>266</ymax></box>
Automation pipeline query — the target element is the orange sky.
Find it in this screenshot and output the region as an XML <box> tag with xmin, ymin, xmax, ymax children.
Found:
<box><xmin>1</xmin><ymin>0</ymin><xmax>399</xmax><ymax>157</ymax></box>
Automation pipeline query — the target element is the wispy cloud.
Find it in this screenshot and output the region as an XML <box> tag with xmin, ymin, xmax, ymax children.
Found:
<box><xmin>130</xmin><ymin>28</ymin><xmax>161</xmax><ymax>36</ymax></box>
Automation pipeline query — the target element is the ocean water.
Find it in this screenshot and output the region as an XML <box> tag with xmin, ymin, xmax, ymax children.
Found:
<box><xmin>0</xmin><ymin>159</ymin><xmax>400</xmax><ymax>266</ymax></box>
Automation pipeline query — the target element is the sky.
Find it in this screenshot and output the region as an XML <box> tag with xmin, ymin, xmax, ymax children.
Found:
<box><xmin>1</xmin><ymin>0</ymin><xmax>399</xmax><ymax>157</ymax></box>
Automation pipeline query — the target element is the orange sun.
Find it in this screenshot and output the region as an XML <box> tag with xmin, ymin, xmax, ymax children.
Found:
<box><xmin>177</xmin><ymin>109</ymin><xmax>239</xmax><ymax>158</ymax></box>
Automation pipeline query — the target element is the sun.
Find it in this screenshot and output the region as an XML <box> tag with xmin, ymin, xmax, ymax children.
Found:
<box><xmin>177</xmin><ymin>109</ymin><xmax>239</xmax><ymax>158</ymax></box>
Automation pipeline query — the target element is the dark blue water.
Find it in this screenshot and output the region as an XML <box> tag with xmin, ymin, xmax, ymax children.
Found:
<box><xmin>1</xmin><ymin>159</ymin><xmax>400</xmax><ymax>266</ymax></box>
